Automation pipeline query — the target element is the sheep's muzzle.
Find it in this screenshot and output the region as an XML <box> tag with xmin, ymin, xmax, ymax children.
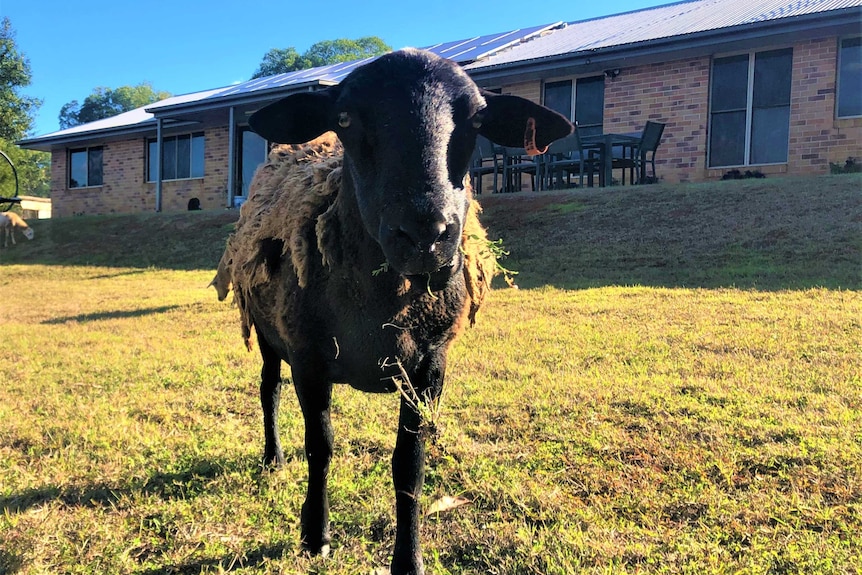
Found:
<box><xmin>378</xmin><ymin>212</ymin><xmax>463</xmax><ymax>277</ymax></box>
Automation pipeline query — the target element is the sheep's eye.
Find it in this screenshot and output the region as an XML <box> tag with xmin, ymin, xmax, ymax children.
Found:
<box><xmin>471</xmin><ymin>112</ymin><xmax>484</xmax><ymax>130</ymax></box>
<box><xmin>338</xmin><ymin>112</ymin><xmax>351</xmax><ymax>129</ymax></box>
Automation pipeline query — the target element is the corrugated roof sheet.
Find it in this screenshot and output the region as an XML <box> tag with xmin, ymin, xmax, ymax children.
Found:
<box><xmin>465</xmin><ymin>0</ymin><xmax>862</xmax><ymax>69</ymax></box>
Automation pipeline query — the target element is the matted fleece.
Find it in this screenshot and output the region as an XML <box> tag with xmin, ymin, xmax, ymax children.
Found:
<box><xmin>212</xmin><ymin>132</ymin><xmax>498</xmax><ymax>350</ymax></box>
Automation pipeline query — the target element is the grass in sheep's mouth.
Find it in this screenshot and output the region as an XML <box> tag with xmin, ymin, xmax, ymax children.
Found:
<box><xmin>0</xmin><ymin>174</ymin><xmax>859</xmax><ymax>574</ymax></box>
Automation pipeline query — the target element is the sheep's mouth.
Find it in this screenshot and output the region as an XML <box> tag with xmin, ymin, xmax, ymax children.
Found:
<box><xmin>406</xmin><ymin>256</ymin><xmax>462</xmax><ymax>292</ymax></box>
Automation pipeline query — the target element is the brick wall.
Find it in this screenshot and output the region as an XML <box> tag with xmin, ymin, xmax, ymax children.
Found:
<box><xmin>50</xmin><ymin>126</ymin><xmax>230</xmax><ymax>217</ymax></box>
<box><xmin>502</xmin><ymin>81</ymin><xmax>541</xmax><ymax>103</ymax></box>
<box><xmin>786</xmin><ymin>37</ymin><xmax>862</xmax><ymax>174</ymax></box>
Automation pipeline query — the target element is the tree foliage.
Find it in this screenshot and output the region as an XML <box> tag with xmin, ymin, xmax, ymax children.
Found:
<box><xmin>251</xmin><ymin>37</ymin><xmax>391</xmax><ymax>79</ymax></box>
<box><xmin>252</xmin><ymin>47</ymin><xmax>305</xmax><ymax>79</ymax></box>
<box><xmin>58</xmin><ymin>83</ymin><xmax>172</xmax><ymax>129</ymax></box>
<box><xmin>0</xmin><ymin>17</ymin><xmax>40</xmax><ymax>141</ymax></box>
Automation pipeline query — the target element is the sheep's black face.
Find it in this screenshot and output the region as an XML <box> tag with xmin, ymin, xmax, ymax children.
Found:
<box><xmin>249</xmin><ymin>49</ymin><xmax>574</xmax><ymax>279</ymax></box>
<box><xmin>333</xmin><ymin>51</ymin><xmax>479</xmax><ymax>278</ymax></box>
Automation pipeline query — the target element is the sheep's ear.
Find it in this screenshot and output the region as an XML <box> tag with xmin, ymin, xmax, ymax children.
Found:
<box><xmin>478</xmin><ymin>91</ymin><xmax>573</xmax><ymax>154</ymax></box>
<box><xmin>249</xmin><ymin>89</ymin><xmax>337</xmax><ymax>144</ymax></box>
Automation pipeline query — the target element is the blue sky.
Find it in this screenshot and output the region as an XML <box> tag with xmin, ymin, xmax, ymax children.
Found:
<box><xmin>1</xmin><ymin>0</ymin><xmax>670</xmax><ymax>137</ymax></box>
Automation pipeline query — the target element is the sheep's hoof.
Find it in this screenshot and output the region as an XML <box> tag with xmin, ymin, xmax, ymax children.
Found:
<box><xmin>301</xmin><ymin>542</ymin><xmax>330</xmax><ymax>558</ymax></box>
<box><xmin>261</xmin><ymin>451</ymin><xmax>285</xmax><ymax>469</ymax></box>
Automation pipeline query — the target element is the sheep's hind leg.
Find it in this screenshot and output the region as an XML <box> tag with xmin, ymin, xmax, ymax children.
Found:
<box><xmin>293</xmin><ymin>365</ymin><xmax>334</xmax><ymax>556</ymax></box>
<box><xmin>258</xmin><ymin>332</ymin><xmax>285</xmax><ymax>467</ymax></box>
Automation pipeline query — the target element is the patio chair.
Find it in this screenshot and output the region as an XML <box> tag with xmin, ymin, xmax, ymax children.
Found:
<box><xmin>541</xmin><ymin>125</ymin><xmax>601</xmax><ymax>189</ymax></box>
<box><xmin>635</xmin><ymin>121</ymin><xmax>665</xmax><ymax>183</ymax></box>
<box><xmin>501</xmin><ymin>146</ymin><xmax>542</xmax><ymax>192</ymax></box>
<box><xmin>613</xmin><ymin>121</ymin><xmax>665</xmax><ymax>184</ymax></box>
<box><xmin>469</xmin><ymin>135</ymin><xmax>501</xmax><ymax>194</ymax></box>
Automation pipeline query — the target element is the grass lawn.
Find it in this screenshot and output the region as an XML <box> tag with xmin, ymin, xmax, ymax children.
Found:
<box><xmin>0</xmin><ymin>174</ymin><xmax>860</xmax><ymax>574</ymax></box>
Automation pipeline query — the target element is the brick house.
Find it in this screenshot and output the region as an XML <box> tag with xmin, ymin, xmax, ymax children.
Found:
<box><xmin>19</xmin><ymin>0</ymin><xmax>862</xmax><ymax>217</ymax></box>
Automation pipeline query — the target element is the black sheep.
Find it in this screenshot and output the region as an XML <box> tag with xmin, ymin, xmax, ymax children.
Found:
<box><xmin>214</xmin><ymin>48</ymin><xmax>572</xmax><ymax>574</ymax></box>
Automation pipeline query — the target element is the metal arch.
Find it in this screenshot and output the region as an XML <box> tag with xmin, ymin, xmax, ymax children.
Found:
<box><xmin>0</xmin><ymin>149</ymin><xmax>21</xmax><ymax>212</ymax></box>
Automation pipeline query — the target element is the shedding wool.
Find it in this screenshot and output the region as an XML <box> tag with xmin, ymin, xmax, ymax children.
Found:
<box><xmin>213</xmin><ymin>132</ymin><xmax>497</xmax><ymax>349</ymax></box>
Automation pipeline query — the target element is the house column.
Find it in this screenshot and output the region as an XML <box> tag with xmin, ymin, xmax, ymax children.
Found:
<box><xmin>155</xmin><ymin>117</ymin><xmax>163</xmax><ymax>212</ymax></box>
<box><xmin>227</xmin><ymin>106</ymin><xmax>236</xmax><ymax>208</ymax></box>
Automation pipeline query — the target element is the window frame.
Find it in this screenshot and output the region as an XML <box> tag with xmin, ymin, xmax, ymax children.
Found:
<box><xmin>147</xmin><ymin>132</ymin><xmax>206</xmax><ymax>182</ymax></box>
<box><xmin>542</xmin><ymin>75</ymin><xmax>605</xmax><ymax>136</ymax></box>
<box><xmin>707</xmin><ymin>47</ymin><xmax>793</xmax><ymax>169</ymax></box>
<box><xmin>68</xmin><ymin>146</ymin><xmax>103</xmax><ymax>188</ymax></box>
<box><xmin>837</xmin><ymin>35</ymin><xmax>862</xmax><ymax>119</ymax></box>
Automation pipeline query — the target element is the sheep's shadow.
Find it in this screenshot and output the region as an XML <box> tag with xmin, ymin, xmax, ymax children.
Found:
<box><xmin>0</xmin><ymin>457</ymin><xmax>243</xmax><ymax>515</ymax></box>
<box><xmin>133</xmin><ymin>544</ymin><xmax>291</xmax><ymax>575</ymax></box>
<box><xmin>87</xmin><ymin>269</ymin><xmax>148</xmax><ymax>280</ymax></box>
<box><xmin>40</xmin><ymin>305</ymin><xmax>181</xmax><ymax>325</ymax></box>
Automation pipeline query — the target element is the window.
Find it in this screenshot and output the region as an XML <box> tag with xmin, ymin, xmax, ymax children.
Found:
<box><xmin>147</xmin><ymin>133</ymin><xmax>205</xmax><ymax>181</ymax></box>
<box><xmin>837</xmin><ymin>37</ymin><xmax>862</xmax><ymax>118</ymax></box>
<box><xmin>237</xmin><ymin>127</ymin><xmax>268</xmax><ymax>197</ymax></box>
<box><xmin>708</xmin><ymin>48</ymin><xmax>792</xmax><ymax>167</ymax></box>
<box><xmin>69</xmin><ymin>147</ymin><xmax>103</xmax><ymax>188</ymax></box>
<box><xmin>543</xmin><ymin>76</ymin><xmax>605</xmax><ymax>136</ymax></box>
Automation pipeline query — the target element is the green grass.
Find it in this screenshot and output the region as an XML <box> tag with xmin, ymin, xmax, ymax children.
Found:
<box><xmin>1</xmin><ymin>175</ymin><xmax>860</xmax><ymax>574</ymax></box>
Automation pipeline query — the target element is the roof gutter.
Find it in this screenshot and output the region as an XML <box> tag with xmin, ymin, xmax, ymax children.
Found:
<box><xmin>17</xmin><ymin>119</ymin><xmax>201</xmax><ymax>152</ymax></box>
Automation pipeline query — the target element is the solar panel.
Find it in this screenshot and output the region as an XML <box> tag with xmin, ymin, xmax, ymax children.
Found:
<box><xmin>424</xmin><ymin>23</ymin><xmax>560</xmax><ymax>62</ymax></box>
<box><xmin>208</xmin><ymin>58</ymin><xmax>375</xmax><ymax>100</ymax></box>
<box><xmin>202</xmin><ymin>23</ymin><xmax>560</xmax><ymax>102</ymax></box>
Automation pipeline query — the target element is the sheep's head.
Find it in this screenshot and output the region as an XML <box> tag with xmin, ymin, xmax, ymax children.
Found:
<box><xmin>250</xmin><ymin>49</ymin><xmax>572</xmax><ymax>279</ymax></box>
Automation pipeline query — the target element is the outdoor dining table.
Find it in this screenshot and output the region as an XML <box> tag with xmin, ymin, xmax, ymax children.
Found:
<box><xmin>581</xmin><ymin>132</ymin><xmax>642</xmax><ymax>187</ymax></box>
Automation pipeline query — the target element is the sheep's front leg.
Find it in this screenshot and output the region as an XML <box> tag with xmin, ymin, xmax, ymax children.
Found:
<box><xmin>258</xmin><ymin>333</ymin><xmax>285</xmax><ymax>466</ymax></box>
<box><xmin>390</xmin><ymin>355</ymin><xmax>445</xmax><ymax>575</ymax></box>
<box><xmin>294</xmin><ymin>370</ymin><xmax>334</xmax><ymax>556</ymax></box>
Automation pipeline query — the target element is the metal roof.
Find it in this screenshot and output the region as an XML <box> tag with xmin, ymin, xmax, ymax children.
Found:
<box><xmin>465</xmin><ymin>0</ymin><xmax>862</xmax><ymax>70</ymax></box>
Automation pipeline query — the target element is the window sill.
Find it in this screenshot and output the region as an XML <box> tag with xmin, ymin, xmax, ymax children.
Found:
<box><xmin>147</xmin><ymin>177</ymin><xmax>205</xmax><ymax>184</ymax></box>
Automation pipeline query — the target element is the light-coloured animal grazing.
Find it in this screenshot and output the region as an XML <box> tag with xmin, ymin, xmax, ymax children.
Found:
<box><xmin>212</xmin><ymin>48</ymin><xmax>572</xmax><ymax>575</ymax></box>
<box><xmin>0</xmin><ymin>211</ymin><xmax>34</xmax><ymax>247</ymax></box>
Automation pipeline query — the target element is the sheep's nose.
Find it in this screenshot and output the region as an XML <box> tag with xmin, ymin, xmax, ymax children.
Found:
<box><xmin>397</xmin><ymin>214</ymin><xmax>451</xmax><ymax>253</ymax></box>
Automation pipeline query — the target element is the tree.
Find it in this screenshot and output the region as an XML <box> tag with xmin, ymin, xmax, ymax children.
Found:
<box><xmin>251</xmin><ymin>37</ymin><xmax>391</xmax><ymax>79</ymax></box>
<box><xmin>252</xmin><ymin>47</ymin><xmax>306</xmax><ymax>79</ymax></box>
<box><xmin>0</xmin><ymin>17</ymin><xmax>40</xmax><ymax>141</ymax></box>
<box><xmin>0</xmin><ymin>17</ymin><xmax>47</xmax><ymax>198</ymax></box>
<box><xmin>303</xmin><ymin>37</ymin><xmax>391</xmax><ymax>68</ymax></box>
<box><xmin>58</xmin><ymin>83</ymin><xmax>172</xmax><ymax>129</ymax></box>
